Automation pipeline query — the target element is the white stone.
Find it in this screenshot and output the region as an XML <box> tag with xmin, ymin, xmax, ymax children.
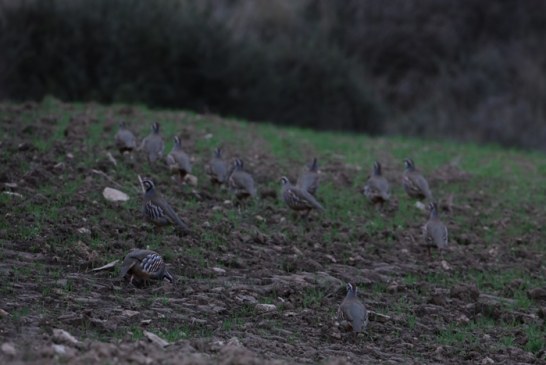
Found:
<box><xmin>102</xmin><ymin>187</ymin><xmax>129</xmax><ymax>202</ymax></box>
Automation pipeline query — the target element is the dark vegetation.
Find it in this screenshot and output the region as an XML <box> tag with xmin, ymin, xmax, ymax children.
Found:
<box><xmin>1</xmin><ymin>0</ymin><xmax>546</xmax><ymax>148</ymax></box>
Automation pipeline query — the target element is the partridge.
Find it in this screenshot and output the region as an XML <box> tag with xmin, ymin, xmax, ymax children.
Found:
<box><xmin>139</xmin><ymin>122</ymin><xmax>164</xmax><ymax>163</ymax></box>
<box><xmin>423</xmin><ymin>202</ymin><xmax>448</xmax><ymax>256</ymax></box>
<box><xmin>338</xmin><ymin>283</ymin><xmax>368</xmax><ymax>338</ymax></box>
<box><xmin>115</xmin><ymin>121</ymin><xmax>137</xmax><ymax>154</ymax></box>
<box><xmin>141</xmin><ymin>178</ymin><xmax>190</xmax><ymax>232</ymax></box>
<box><xmin>402</xmin><ymin>159</ymin><xmax>432</xmax><ymax>201</ymax></box>
<box><xmin>120</xmin><ymin>249</ymin><xmax>173</xmax><ymax>285</ymax></box>
<box><xmin>166</xmin><ymin>136</ymin><xmax>192</xmax><ymax>181</ymax></box>
<box><xmin>228</xmin><ymin>159</ymin><xmax>257</xmax><ymax>200</ymax></box>
<box><xmin>207</xmin><ymin>146</ymin><xmax>229</xmax><ymax>185</ymax></box>
<box><xmin>280</xmin><ymin>176</ymin><xmax>324</xmax><ymax>214</ymax></box>
<box><xmin>296</xmin><ymin>158</ymin><xmax>319</xmax><ymax>196</ymax></box>
<box><xmin>363</xmin><ymin>161</ymin><xmax>390</xmax><ymax>206</ymax></box>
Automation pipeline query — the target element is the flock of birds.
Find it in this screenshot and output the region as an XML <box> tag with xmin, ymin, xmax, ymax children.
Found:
<box><xmin>112</xmin><ymin>121</ymin><xmax>449</xmax><ymax>338</ymax></box>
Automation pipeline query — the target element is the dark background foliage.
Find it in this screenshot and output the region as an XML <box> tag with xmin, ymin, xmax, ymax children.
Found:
<box><xmin>1</xmin><ymin>0</ymin><xmax>545</xmax><ymax>149</ymax></box>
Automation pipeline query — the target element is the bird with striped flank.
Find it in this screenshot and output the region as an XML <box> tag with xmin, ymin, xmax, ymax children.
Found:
<box><xmin>280</xmin><ymin>176</ymin><xmax>324</xmax><ymax>216</ymax></box>
<box><xmin>338</xmin><ymin>282</ymin><xmax>368</xmax><ymax>340</ymax></box>
<box><xmin>114</xmin><ymin>121</ymin><xmax>137</xmax><ymax>154</ymax></box>
<box><xmin>402</xmin><ymin>158</ymin><xmax>432</xmax><ymax>201</ymax></box>
<box><xmin>120</xmin><ymin>249</ymin><xmax>173</xmax><ymax>286</ymax></box>
<box><xmin>228</xmin><ymin>158</ymin><xmax>257</xmax><ymax>200</ymax></box>
<box><xmin>363</xmin><ymin>161</ymin><xmax>390</xmax><ymax>207</ymax></box>
<box><xmin>166</xmin><ymin>136</ymin><xmax>192</xmax><ymax>182</ymax></box>
<box><xmin>423</xmin><ymin>202</ymin><xmax>448</xmax><ymax>256</ymax></box>
<box><xmin>141</xmin><ymin>178</ymin><xmax>190</xmax><ymax>233</ymax></box>
<box><xmin>207</xmin><ymin>146</ymin><xmax>229</xmax><ymax>186</ymax></box>
<box><xmin>139</xmin><ymin>122</ymin><xmax>164</xmax><ymax>163</ymax></box>
<box><xmin>297</xmin><ymin>157</ymin><xmax>319</xmax><ymax>196</ymax></box>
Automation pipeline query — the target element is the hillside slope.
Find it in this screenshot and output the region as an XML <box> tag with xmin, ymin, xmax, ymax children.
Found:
<box><xmin>0</xmin><ymin>99</ymin><xmax>545</xmax><ymax>364</ymax></box>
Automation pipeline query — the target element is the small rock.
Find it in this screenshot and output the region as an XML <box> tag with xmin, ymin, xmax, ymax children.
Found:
<box><xmin>212</xmin><ymin>267</ymin><xmax>226</xmax><ymax>274</ymax></box>
<box><xmin>456</xmin><ymin>314</ymin><xmax>470</xmax><ymax>324</ymax></box>
<box><xmin>325</xmin><ymin>254</ymin><xmax>337</xmax><ymax>263</ymax></box>
<box><xmin>255</xmin><ymin>215</ymin><xmax>265</xmax><ymax>222</ymax></box>
<box><xmin>143</xmin><ymin>330</ymin><xmax>169</xmax><ymax>348</ymax></box>
<box><xmin>481</xmin><ymin>356</ymin><xmax>495</xmax><ymax>364</ymax></box>
<box><xmin>0</xmin><ymin>308</ymin><xmax>8</xmax><ymax>317</ymax></box>
<box><xmin>66</xmin><ymin>153</ymin><xmax>74</xmax><ymax>159</ymax></box>
<box><xmin>255</xmin><ymin>303</ymin><xmax>277</xmax><ymax>313</ymax></box>
<box><xmin>440</xmin><ymin>260</ymin><xmax>451</xmax><ymax>271</ymax></box>
<box><xmin>52</xmin><ymin>328</ymin><xmax>80</xmax><ymax>346</ymax></box>
<box><xmin>77</xmin><ymin>227</ymin><xmax>91</xmax><ymax>234</ymax></box>
<box><xmin>1</xmin><ymin>343</ymin><xmax>16</xmax><ymax>356</ymax></box>
<box><xmin>121</xmin><ymin>310</ymin><xmax>139</xmax><ymax>318</ymax></box>
<box><xmin>184</xmin><ymin>174</ymin><xmax>198</xmax><ymax>187</ymax></box>
<box><xmin>226</xmin><ymin>337</ymin><xmax>242</xmax><ymax>347</ymax></box>
<box><xmin>204</xmin><ymin>133</ymin><xmax>213</xmax><ymax>140</ymax></box>
<box><xmin>415</xmin><ymin>201</ymin><xmax>426</xmax><ymax>210</ymax></box>
<box><xmin>52</xmin><ymin>344</ymin><xmax>76</xmax><ymax>358</ymax></box>
<box><xmin>102</xmin><ymin>187</ymin><xmax>129</xmax><ymax>202</ymax></box>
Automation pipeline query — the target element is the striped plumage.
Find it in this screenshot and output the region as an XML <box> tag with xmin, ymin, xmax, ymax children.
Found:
<box><xmin>115</xmin><ymin>121</ymin><xmax>137</xmax><ymax>154</ymax></box>
<box><xmin>296</xmin><ymin>157</ymin><xmax>319</xmax><ymax>196</ymax></box>
<box><xmin>166</xmin><ymin>136</ymin><xmax>192</xmax><ymax>181</ymax></box>
<box><xmin>139</xmin><ymin>122</ymin><xmax>164</xmax><ymax>163</ymax></box>
<box><xmin>142</xmin><ymin>179</ymin><xmax>190</xmax><ymax>232</ymax></box>
<box><xmin>402</xmin><ymin>159</ymin><xmax>432</xmax><ymax>201</ymax></box>
<box><xmin>228</xmin><ymin>159</ymin><xmax>257</xmax><ymax>199</ymax></box>
<box><xmin>120</xmin><ymin>249</ymin><xmax>173</xmax><ymax>285</ymax></box>
<box><xmin>363</xmin><ymin>161</ymin><xmax>390</xmax><ymax>205</ymax></box>
<box><xmin>338</xmin><ymin>283</ymin><xmax>368</xmax><ymax>337</ymax></box>
<box><xmin>207</xmin><ymin>146</ymin><xmax>229</xmax><ymax>185</ymax></box>
<box><xmin>280</xmin><ymin>176</ymin><xmax>324</xmax><ymax>213</ymax></box>
<box><xmin>423</xmin><ymin>202</ymin><xmax>448</xmax><ymax>254</ymax></box>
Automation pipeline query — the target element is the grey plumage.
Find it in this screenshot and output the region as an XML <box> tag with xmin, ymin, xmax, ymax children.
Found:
<box><xmin>142</xmin><ymin>179</ymin><xmax>190</xmax><ymax>232</ymax></box>
<box><xmin>280</xmin><ymin>176</ymin><xmax>324</xmax><ymax>212</ymax></box>
<box><xmin>115</xmin><ymin>121</ymin><xmax>137</xmax><ymax>153</ymax></box>
<box><xmin>139</xmin><ymin>122</ymin><xmax>164</xmax><ymax>163</ymax></box>
<box><xmin>120</xmin><ymin>249</ymin><xmax>173</xmax><ymax>284</ymax></box>
<box><xmin>207</xmin><ymin>146</ymin><xmax>229</xmax><ymax>185</ymax></box>
<box><xmin>423</xmin><ymin>202</ymin><xmax>448</xmax><ymax>253</ymax></box>
<box><xmin>338</xmin><ymin>283</ymin><xmax>368</xmax><ymax>336</ymax></box>
<box><xmin>166</xmin><ymin>136</ymin><xmax>192</xmax><ymax>181</ymax></box>
<box><xmin>296</xmin><ymin>157</ymin><xmax>319</xmax><ymax>196</ymax></box>
<box><xmin>228</xmin><ymin>159</ymin><xmax>257</xmax><ymax>199</ymax></box>
<box><xmin>363</xmin><ymin>161</ymin><xmax>390</xmax><ymax>205</ymax></box>
<box><xmin>402</xmin><ymin>159</ymin><xmax>432</xmax><ymax>201</ymax></box>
